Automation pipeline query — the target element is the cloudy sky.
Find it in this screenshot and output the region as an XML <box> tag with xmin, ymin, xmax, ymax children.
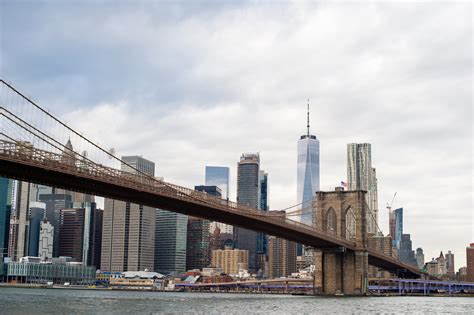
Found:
<box><xmin>1</xmin><ymin>1</ymin><xmax>472</xmax><ymax>268</ymax></box>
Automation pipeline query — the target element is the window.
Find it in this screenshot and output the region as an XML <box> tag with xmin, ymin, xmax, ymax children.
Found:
<box><xmin>345</xmin><ymin>207</ymin><xmax>356</xmax><ymax>240</ymax></box>
<box><xmin>326</xmin><ymin>208</ymin><xmax>337</xmax><ymax>234</ymax></box>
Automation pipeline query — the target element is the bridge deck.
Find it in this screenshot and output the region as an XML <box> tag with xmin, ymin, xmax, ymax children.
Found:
<box><xmin>0</xmin><ymin>140</ymin><xmax>420</xmax><ymax>277</ymax></box>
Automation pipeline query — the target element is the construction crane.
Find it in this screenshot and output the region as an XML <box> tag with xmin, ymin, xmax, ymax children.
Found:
<box><xmin>386</xmin><ymin>192</ymin><xmax>397</xmax><ymax>237</ymax></box>
<box><xmin>386</xmin><ymin>192</ymin><xmax>397</xmax><ymax>212</ymax></box>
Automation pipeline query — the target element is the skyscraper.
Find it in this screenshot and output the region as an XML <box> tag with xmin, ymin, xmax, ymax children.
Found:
<box><xmin>184</xmin><ymin>185</ymin><xmax>219</xmax><ymax>271</ymax></box>
<box><xmin>70</xmin><ymin>201</ymin><xmax>103</xmax><ymax>267</ymax></box>
<box><xmin>27</xmin><ymin>202</ymin><xmax>45</xmax><ymax>257</ymax></box>
<box><xmin>389</xmin><ymin>210</ymin><xmax>395</xmax><ymax>242</ymax></box>
<box><xmin>437</xmin><ymin>251</ymin><xmax>447</xmax><ymax>275</ymax></box>
<box><xmin>205</xmin><ymin>166</ymin><xmax>229</xmax><ymax>199</ymax></box>
<box><xmin>57</xmin><ymin>202</ymin><xmax>102</xmax><ymax>268</ymax></box>
<box><xmin>235</xmin><ymin>153</ymin><xmax>260</xmax><ymax>272</ymax></box>
<box><xmin>39</xmin><ymin>193</ymin><xmax>73</xmax><ymax>257</ymax></box>
<box><xmin>371</xmin><ymin>167</ymin><xmax>378</xmax><ymax>225</ymax></box>
<box><xmin>347</xmin><ymin>143</ymin><xmax>379</xmax><ymax>234</ymax></box>
<box><xmin>466</xmin><ymin>243</ymin><xmax>474</xmax><ymax>282</ymax></box>
<box><xmin>8</xmin><ymin>180</ymin><xmax>33</xmax><ymax>260</ymax></box>
<box><xmin>0</xmin><ymin>177</ymin><xmax>12</xmax><ymax>257</ymax></box>
<box><xmin>154</xmin><ymin>209</ymin><xmax>188</xmax><ymax>274</ymax></box>
<box><xmin>59</xmin><ymin>208</ymin><xmax>85</xmax><ymax>262</ymax></box>
<box><xmin>415</xmin><ymin>248</ymin><xmax>425</xmax><ymax>270</ymax></box>
<box><xmin>297</xmin><ymin>102</ymin><xmax>320</xmax><ymax>226</ymax></box>
<box><xmin>259</xmin><ymin>171</ymin><xmax>269</xmax><ymax>212</ymax></box>
<box><xmin>399</xmin><ymin>234</ymin><xmax>417</xmax><ymax>266</ymax></box>
<box><xmin>205</xmin><ymin>166</ymin><xmax>232</xmax><ymax>235</ymax></box>
<box><xmin>393</xmin><ymin>208</ymin><xmax>403</xmax><ymax>249</ymax></box>
<box><xmin>446</xmin><ymin>250</ymin><xmax>455</xmax><ymax>277</ymax></box>
<box><xmin>266</xmin><ymin>211</ymin><xmax>296</xmax><ymax>279</ymax></box>
<box><xmin>90</xmin><ymin>206</ymin><xmax>103</xmax><ymax>269</ymax></box>
<box><xmin>267</xmin><ymin>235</ymin><xmax>297</xmax><ymax>278</ymax></box>
<box><xmin>51</xmin><ymin>140</ymin><xmax>94</xmax><ymax>205</ymax></box>
<box><xmin>122</xmin><ymin>155</ymin><xmax>155</xmax><ymax>177</ymax></box>
<box><xmin>38</xmin><ymin>218</ymin><xmax>54</xmax><ymax>261</ymax></box>
<box><xmin>237</xmin><ymin>153</ymin><xmax>260</xmax><ymax>208</ymax></box>
<box><xmin>195</xmin><ymin>185</ymin><xmax>222</xmax><ymax>197</ymax></box>
<box><xmin>186</xmin><ymin>217</ymin><xmax>210</xmax><ymax>271</ymax></box>
<box><xmin>36</xmin><ymin>185</ymin><xmax>52</xmax><ymax>197</ymax></box>
<box><xmin>101</xmin><ymin>156</ymin><xmax>155</xmax><ymax>272</ymax></box>
<box><xmin>257</xmin><ymin>170</ymin><xmax>268</xmax><ymax>263</ymax></box>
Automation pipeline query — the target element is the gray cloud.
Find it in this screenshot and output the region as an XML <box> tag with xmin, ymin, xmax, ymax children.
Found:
<box><xmin>1</xmin><ymin>1</ymin><xmax>472</xmax><ymax>268</ymax></box>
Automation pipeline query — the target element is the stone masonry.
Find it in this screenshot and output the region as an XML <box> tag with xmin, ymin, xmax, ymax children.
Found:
<box><xmin>312</xmin><ymin>189</ymin><xmax>369</xmax><ymax>295</ymax></box>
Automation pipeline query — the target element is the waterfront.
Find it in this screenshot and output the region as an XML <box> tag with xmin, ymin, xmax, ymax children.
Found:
<box><xmin>1</xmin><ymin>288</ymin><xmax>473</xmax><ymax>314</ymax></box>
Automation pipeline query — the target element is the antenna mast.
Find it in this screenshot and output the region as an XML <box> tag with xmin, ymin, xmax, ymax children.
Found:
<box><xmin>307</xmin><ymin>98</ymin><xmax>310</xmax><ymax>136</ymax></box>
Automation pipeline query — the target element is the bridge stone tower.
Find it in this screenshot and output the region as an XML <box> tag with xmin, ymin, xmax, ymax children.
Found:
<box><xmin>312</xmin><ymin>189</ymin><xmax>369</xmax><ymax>295</ymax></box>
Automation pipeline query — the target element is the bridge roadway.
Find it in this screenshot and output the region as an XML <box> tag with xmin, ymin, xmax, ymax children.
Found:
<box><xmin>0</xmin><ymin>140</ymin><xmax>420</xmax><ymax>277</ymax></box>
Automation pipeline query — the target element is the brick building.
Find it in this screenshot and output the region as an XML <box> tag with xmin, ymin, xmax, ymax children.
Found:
<box><xmin>211</xmin><ymin>248</ymin><xmax>248</xmax><ymax>275</ymax></box>
<box><xmin>267</xmin><ymin>236</ymin><xmax>297</xmax><ymax>278</ymax></box>
<box><xmin>467</xmin><ymin>243</ymin><xmax>474</xmax><ymax>282</ymax></box>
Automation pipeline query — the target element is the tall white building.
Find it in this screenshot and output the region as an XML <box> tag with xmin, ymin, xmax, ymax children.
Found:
<box><xmin>38</xmin><ymin>219</ymin><xmax>54</xmax><ymax>261</ymax></box>
<box><xmin>8</xmin><ymin>180</ymin><xmax>35</xmax><ymax>260</ymax></box>
<box><xmin>346</xmin><ymin>143</ymin><xmax>379</xmax><ymax>234</ymax></box>
<box><xmin>296</xmin><ymin>103</ymin><xmax>320</xmax><ymax>226</ymax></box>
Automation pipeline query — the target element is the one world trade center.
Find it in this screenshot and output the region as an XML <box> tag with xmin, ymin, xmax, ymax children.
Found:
<box><xmin>296</xmin><ymin>101</ymin><xmax>320</xmax><ymax>227</ymax></box>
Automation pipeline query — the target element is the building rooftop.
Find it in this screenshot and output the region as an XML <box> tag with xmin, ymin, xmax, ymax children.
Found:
<box><xmin>122</xmin><ymin>271</ymin><xmax>165</xmax><ymax>279</ymax></box>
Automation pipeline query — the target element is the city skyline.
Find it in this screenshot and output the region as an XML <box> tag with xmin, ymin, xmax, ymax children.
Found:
<box><xmin>0</xmin><ymin>2</ymin><xmax>471</xmax><ymax>268</ymax></box>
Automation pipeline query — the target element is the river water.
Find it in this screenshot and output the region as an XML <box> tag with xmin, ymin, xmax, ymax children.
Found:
<box><xmin>0</xmin><ymin>287</ymin><xmax>473</xmax><ymax>314</ymax></box>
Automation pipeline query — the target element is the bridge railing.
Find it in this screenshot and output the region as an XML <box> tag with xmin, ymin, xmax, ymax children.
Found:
<box><xmin>0</xmin><ymin>139</ymin><xmax>358</xmax><ymax>247</ymax></box>
<box><xmin>2</xmin><ymin>139</ymin><xmax>425</xmax><ymax>271</ymax></box>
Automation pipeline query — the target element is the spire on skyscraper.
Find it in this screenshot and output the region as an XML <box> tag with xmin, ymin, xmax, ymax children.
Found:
<box><xmin>65</xmin><ymin>138</ymin><xmax>73</xmax><ymax>150</ymax></box>
<box><xmin>307</xmin><ymin>98</ymin><xmax>310</xmax><ymax>136</ymax></box>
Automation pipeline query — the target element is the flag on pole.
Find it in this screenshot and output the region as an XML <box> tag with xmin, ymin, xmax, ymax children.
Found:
<box><xmin>341</xmin><ymin>181</ymin><xmax>347</xmax><ymax>187</ymax></box>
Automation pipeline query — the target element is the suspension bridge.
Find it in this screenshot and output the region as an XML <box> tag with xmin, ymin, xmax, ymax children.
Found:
<box><xmin>0</xmin><ymin>79</ymin><xmax>421</xmax><ymax>294</ymax></box>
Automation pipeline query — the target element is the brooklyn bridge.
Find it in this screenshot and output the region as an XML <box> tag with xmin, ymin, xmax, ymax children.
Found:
<box><xmin>0</xmin><ymin>79</ymin><xmax>421</xmax><ymax>295</ymax></box>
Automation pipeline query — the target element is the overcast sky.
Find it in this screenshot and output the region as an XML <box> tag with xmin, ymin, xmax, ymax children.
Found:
<box><xmin>1</xmin><ymin>1</ymin><xmax>472</xmax><ymax>268</ymax></box>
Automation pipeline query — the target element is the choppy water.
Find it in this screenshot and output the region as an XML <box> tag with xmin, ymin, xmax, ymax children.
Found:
<box><xmin>0</xmin><ymin>287</ymin><xmax>473</xmax><ymax>314</ymax></box>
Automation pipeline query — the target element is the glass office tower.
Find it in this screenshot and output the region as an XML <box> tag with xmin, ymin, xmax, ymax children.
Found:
<box><xmin>235</xmin><ymin>153</ymin><xmax>260</xmax><ymax>272</ymax></box>
<box><xmin>393</xmin><ymin>208</ymin><xmax>403</xmax><ymax>249</ymax></box>
<box><xmin>0</xmin><ymin>177</ymin><xmax>12</xmax><ymax>257</ymax></box>
<box><xmin>257</xmin><ymin>171</ymin><xmax>268</xmax><ymax>257</ymax></box>
<box><xmin>296</xmin><ymin>105</ymin><xmax>320</xmax><ymax>226</ymax></box>
<box><xmin>205</xmin><ymin>166</ymin><xmax>232</xmax><ymax>234</ymax></box>
<box><xmin>154</xmin><ymin>209</ymin><xmax>188</xmax><ymax>275</ymax></box>
<box><xmin>205</xmin><ymin>166</ymin><xmax>229</xmax><ymax>199</ymax></box>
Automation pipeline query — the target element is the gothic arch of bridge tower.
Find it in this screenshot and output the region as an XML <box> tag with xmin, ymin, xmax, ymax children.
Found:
<box><xmin>312</xmin><ymin>189</ymin><xmax>370</xmax><ymax>294</ymax></box>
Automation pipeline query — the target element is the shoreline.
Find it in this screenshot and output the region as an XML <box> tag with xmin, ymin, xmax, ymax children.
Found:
<box><xmin>1</xmin><ymin>284</ymin><xmax>473</xmax><ymax>297</ymax></box>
